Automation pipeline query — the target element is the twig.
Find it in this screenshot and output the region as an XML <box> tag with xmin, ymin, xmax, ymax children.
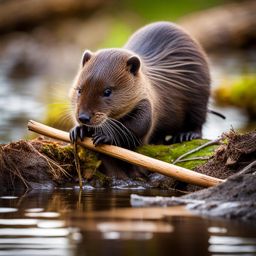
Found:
<box><xmin>27</xmin><ymin>141</ymin><xmax>70</xmax><ymax>179</ymax></box>
<box><xmin>238</xmin><ymin>160</ymin><xmax>256</xmax><ymax>175</ymax></box>
<box><xmin>173</xmin><ymin>139</ymin><xmax>220</xmax><ymax>164</ymax></box>
<box><xmin>174</xmin><ymin>156</ymin><xmax>210</xmax><ymax>163</ymax></box>
<box><xmin>0</xmin><ymin>146</ymin><xmax>29</xmax><ymax>189</ymax></box>
<box><xmin>73</xmin><ymin>142</ymin><xmax>83</xmax><ymax>189</ymax></box>
<box><xmin>27</xmin><ymin>120</ymin><xmax>225</xmax><ymax>188</ymax></box>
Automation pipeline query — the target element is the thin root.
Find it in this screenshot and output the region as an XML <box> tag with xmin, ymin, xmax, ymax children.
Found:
<box><xmin>174</xmin><ymin>156</ymin><xmax>210</xmax><ymax>163</ymax></box>
<box><xmin>73</xmin><ymin>142</ymin><xmax>83</xmax><ymax>189</ymax></box>
<box><xmin>173</xmin><ymin>139</ymin><xmax>220</xmax><ymax>164</ymax></box>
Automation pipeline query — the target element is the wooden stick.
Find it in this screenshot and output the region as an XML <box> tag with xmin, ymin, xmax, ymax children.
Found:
<box><xmin>27</xmin><ymin>120</ymin><xmax>225</xmax><ymax>188</ymax></box>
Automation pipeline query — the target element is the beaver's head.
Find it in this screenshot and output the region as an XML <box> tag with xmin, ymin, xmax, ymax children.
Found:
<box><xmin>70</xmin><ymin>49</ymin><xmax>144</xmax><ymax>127</ymax></box>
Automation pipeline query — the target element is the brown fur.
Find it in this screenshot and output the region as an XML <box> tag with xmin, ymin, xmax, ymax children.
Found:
<box><xmin>70</xmin><ymin>50</ymin><xmax>149</xmax><ymax>124</ymax></box>
<box><xmin>69</xmin><ymin>22</ymin><xmax>210</xmax><ymax>177</ymax></box>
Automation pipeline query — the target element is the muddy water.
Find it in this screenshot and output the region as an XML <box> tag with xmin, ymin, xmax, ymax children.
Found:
<box><xmin>0</xmin><ymin>189</ymin><xmax>255</xmax><ymax>256</ymax></box>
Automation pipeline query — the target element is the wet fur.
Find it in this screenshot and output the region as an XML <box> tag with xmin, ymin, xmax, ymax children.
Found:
<box><xmin>124</xmin><ymin>22</ymin><xmax>210</xmax><ymax>143</ymax></box>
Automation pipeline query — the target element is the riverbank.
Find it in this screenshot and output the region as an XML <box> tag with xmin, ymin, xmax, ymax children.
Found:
<box><xmin>131</xmin><ymin>131</ymin><xmax>256</xmax><ymax>220</ymax></box>
<box><xmin>0</xmin><ymin>130</ymin><xmax>255</xmax><ymax>220</ymax></box>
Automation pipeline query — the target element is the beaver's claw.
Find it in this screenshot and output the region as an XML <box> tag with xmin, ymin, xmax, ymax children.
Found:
<box><xmin>92</xmin><ymin>133</ymin><xmax>113</xmax><ymax>146</ymax></box>
<box><xmin>69</xmin><ymin>125</ymin><xmax>89</xmax><ymax>144</ymax></box>
<box><xmin>170</xmin><ymin>131</ymin><xmax>201</xmax><ymax>144</ymax></box>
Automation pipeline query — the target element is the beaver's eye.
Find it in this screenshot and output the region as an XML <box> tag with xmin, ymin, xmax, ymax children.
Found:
<box><xmin>103</xmin><ymin>88</ymin><xmax>112</xmax><ymax>97</ymax></box>
<box><xmin>76</xmin><ymin>88</ymin><xmax>82</xmax><ymax>96</ymax></box>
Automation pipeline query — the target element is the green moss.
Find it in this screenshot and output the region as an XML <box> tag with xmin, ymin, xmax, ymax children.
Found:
<box><xmin>40</xmin><ymin>142</ymin><xmax>100</xmax><ymax>179</ymax></box>
<box><xmin>137</xmin><ymin>139</ymin><xmax>218</xmax><ymax>170</ymax></box>
<box><xmin>41</xmin><ymin>143</ymin><xmax>73</xmax><ymax>162</ymax></box>
<box><xmin>214</xmin><ymin>74</ymin><xmax>256</xmax><ymax>119</ymax></box>
<box><xmin>39</xmin><ymin>138</ymin><xmax>218</xmax><ymax>184</ymax></box>
<box><xmin>78</xmin><ymin>147</ymin><xmax>101</xmax><ymax>179</ymax></box>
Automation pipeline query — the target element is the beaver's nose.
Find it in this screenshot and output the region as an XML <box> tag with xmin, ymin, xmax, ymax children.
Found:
<box><xmin>78</xmin><ymin>113</ymin><xmax>91</xmax><ymax>124</ymax></box>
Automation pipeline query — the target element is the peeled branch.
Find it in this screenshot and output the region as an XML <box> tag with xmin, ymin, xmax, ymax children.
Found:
<box><xmin>27</xmin><ymin>120</ymin><xmax>224</xmax><ymax>188</ymax></box>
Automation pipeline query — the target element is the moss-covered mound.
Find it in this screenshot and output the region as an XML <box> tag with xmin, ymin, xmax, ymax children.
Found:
<box><xmin>1</xmin><ymin>130</ymin><xmax>254</xmax><ymax>193</ymax></box>
<box><xmin>0</xmin><ymin>136</ymin><xmax>220</xmax><ymax>192</ymax></box>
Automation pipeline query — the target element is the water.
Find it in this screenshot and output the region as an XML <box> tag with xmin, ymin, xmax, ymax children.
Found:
<box><xmin>0</xmin><ymin>189</ymin><xmax>255</xmax><ymax>256</ymax></box>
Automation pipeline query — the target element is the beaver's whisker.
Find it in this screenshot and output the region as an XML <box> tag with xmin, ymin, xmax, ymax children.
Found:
<box><xmin>108</xmin><ymin>118</ymin><xmax>140</xmax><ymax>148</ymax></box>
<box><xmin>107</xmin><ymin>119</ymin><xmax>131</xmax><ymax>148</ymax></box>
<box><xmin>109</xmin><ymin>120</ymin><xmax>131</xmax><ymax>147</ymax></box>
<box><xmin>104</xmin><ymin>120</ymin><xmax>123</xmax><ymax>147</ymax></box>
<box><xmin>114</xmin><ymin>120</ymin><xmax>140</xmax><ymax>148</ymax></box>
<box><xmin>103</xmin><ymin>122</ymin><xmax>119</xmax><ymax>146</ymax></box>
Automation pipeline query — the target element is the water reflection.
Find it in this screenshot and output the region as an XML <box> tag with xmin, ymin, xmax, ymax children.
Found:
<box><xmin>0</xmin><ymin>208</ymin><xmax>17</xmax><ymax>213</ymax></box>
<box><xmin>37</xmin><ymin>220</ymin><xmax>65</xmax><ymax>228</ymax></box>
<box><xmin>0</xmin><ymin>190</ymin><xmax>255</xmax><ymax>256</ymax></box>
<box><xmin>0</xmin><ymin>196</ymin><xmax>18</xmax><ymax>199</ymax></box>
<box><xmin>0</xmin><ymin>237</ymin><xmax>77</xmax><ymax>256</ymax></box>
<box><xmin>209</xmin><ymin>235</ymin><xmax>256</xmax><ymax>254</ymax></box>
<box><xmin>0</xmin><ymin>227</ymin><xmax>72</xmax><ymax>236</ymax></box>
<box><xmin>98</xmin><ymin>220</ymin><xmax>173</xmax><ymax>241</ymax></box>
<box><xmin>25</xmin><ymin>208</ymin><xmax>44</xmax><ymax>213</ymax></box>
<box><xmin>25</xmin><ymin>212</ymin><xmax>60</xmax><ymax>218</ymax></box>
<box><xmin>208</xmin><ymin>226</ymin><xmax>227</xmax><ymax>234</ymax></box>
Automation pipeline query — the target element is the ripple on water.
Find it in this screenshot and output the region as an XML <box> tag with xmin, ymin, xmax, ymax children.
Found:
<box><xmin>0</xmin><ymin>208</ymin><xmax>18</xmax><ymax>213</ymax></box>
<box><xmin>0</xmin><ymin>228</ymin><xmax>73</xmax><ymax>237</ymax></box>
<box><xmin>0</xmin><ymin>219</ymin><xmax>38</xmax><ymax>225</ymax></box>
<box><xmin>0</xmin><ymin>236</ymin><xmax>76</xmax><ymax>256</ymax></box>
<box><xmin>37</xmin><ymin>220</ymin><xmax>65</xmax><ymax>228</ymax></box>
<box><xmin>25</xmin><ymin>208</ymin><xmax>44</xmax><ymax>213</ymax></box>
<box><xmin>25</xmin><ymin>212</ymin><xmax>60</xmax><ymax>218</ymax></box>
<box><xmin>208</xmin><ymin>235</ymin><xmax>256</xmax><ymax>254</ymax></box>
<box><xmin>0</xmin><ymin>196</ymin><xmax>18</xmax><ymax>199</ymax></box>
<box><xmin>208</xmin><ymin>226</ymin><xmax>227</xmax><ymax>234</ymax></box>
<box><xmin>0</xmin><ymin>219</ymin><xmax>65</xmax><ymax>228</ymax></box>
<box><xmin>97</xmin><ymin>220</ymin><xmax>173</xmax><ymax>240</ymax></box>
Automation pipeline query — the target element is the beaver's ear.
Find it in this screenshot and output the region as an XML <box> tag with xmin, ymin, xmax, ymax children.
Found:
<box><xmin>127</xmin><ymin>55</ymin><xmax>140</xmax><ymax>76</ymax></box>
<box><xmin>81</xmin><ymin>50</ymin><xmax>92</xmax><ymax>67</ymax></box>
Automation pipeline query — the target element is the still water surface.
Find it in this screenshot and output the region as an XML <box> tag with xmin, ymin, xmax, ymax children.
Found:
<box><xmin>0</xmin><ymin>189</ymin><xmax>255</xmax><ymax>256</ymax></box>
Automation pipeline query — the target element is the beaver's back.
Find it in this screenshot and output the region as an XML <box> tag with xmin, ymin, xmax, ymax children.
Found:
<box><xmin>124</xmin><ymin>22</ymin><xmax>210</xmax><ymax>139</ymax></box>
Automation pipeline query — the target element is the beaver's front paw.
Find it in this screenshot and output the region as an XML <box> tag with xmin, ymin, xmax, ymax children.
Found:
<box><xmin>69</xmin><ymin>125</ymin><xmax>89</xmax><ymax>143</ymax></box>
<box><xmin>92</xmin><ymin>132</ymin><xmax>113</xmax><ymax>146</ymax></box>
<box><xmin>170</xmin><ymin>131</ymin><xmax>201</xmax><ymax>144</ymax></box>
